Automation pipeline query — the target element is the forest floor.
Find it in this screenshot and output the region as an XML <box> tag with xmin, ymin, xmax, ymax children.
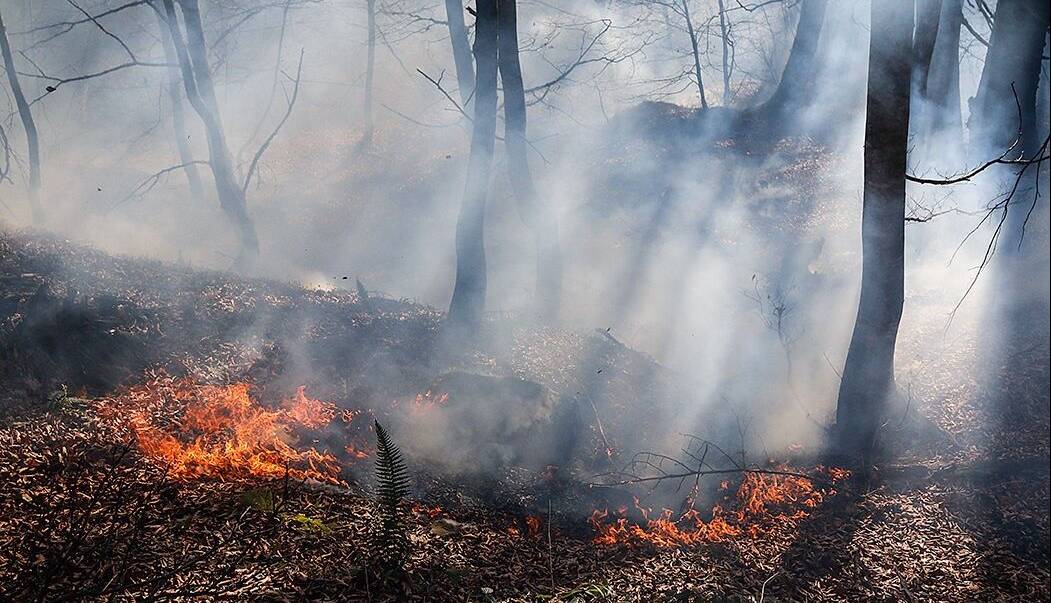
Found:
<box><xmin>0</xmin><ymin>226</ymin><xmax>1048</xmax><ymax>602</ymax></box>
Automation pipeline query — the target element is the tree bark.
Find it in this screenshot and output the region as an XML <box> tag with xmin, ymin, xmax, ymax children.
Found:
<box><xmin>912</xmin><ymin>0</ymin><xmax>942</xmax><ymax>96</ymax></box>
<box><xmin>921</xmin><ymin>0</ymin><xmax>962</xmax><ymax>147</ymax></box>
<box><xmin>716</xmin><ymin>0</ymin><xmax>732</xmax><ymax>105</ymax></box>
<box><xmin>0</xmin><ymin>9</ymin><xmax>43</xmax><ymax>224</ymax></box>
<box><xmin>756</xmin><ymin>0</ymin><xmax>828</xmax><ymax>120</ymax></box>
<box><xmin>970</xmin><ymin>0</ymin><xmax>1050</xmax><ymax>254</ymax></box>
<box><xmin>834</xmin><ymin>0</ymin><xmax>914</xmax><ymax>459</ymax></box>
<box><xmin>681</xmin><ymin>0</ymin><xmax>708</xmax><ymax>110</ymax></box>
<box><xmin>163</xmin><ymin>0</ymin><xmax>259</xmax><ymax>260</ymax></box>
<box><xmin>448</xmin><ymin>0</ymin><xmax>499</xmax><ymax>331</ymax></box>
<box><xmin>496</xmin><ymin>0</ymin><xmax>562</xmax><ymax>322</ymax></box>
<box><xmin>970</xmin><ymin>0</ymin><xmax>1050</xmax><ymax>158</ymax></box>
<box><xmin>154</xmin><ymin>8</ymin><xmax>206</xmax><ymax>203</ymax></box>
<box><xmin>444</xmin><ymin>0</ymin><xmax>476</xmax><ymax>107</ymax></box>
<box><xmin>362</xmin><ymin>0</ymin><xmax>376</xmax><ymax>144</ymax></box>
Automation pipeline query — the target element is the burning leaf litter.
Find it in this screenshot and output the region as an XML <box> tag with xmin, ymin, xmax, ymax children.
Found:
<box><xmin>102</xmin><ymin>373</ymin><xmax>348</xmax><ymax>483</ymax></box>
<box><xmin>588</xmin><ymin>467</ymin><xmax>849</xmax><ymax>547</ymax></box>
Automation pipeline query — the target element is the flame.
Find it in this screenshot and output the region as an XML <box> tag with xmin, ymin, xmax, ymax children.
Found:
<box><xmin>411</xmin><ymin>390</ymin><xmax>449</xmax><ymax>413</ymax></box>
<box><xmin>525</xmin><ymin>515</ymin><xmax>543</xmax><ymax>538</ymax></box>
<box><xmin>115</xmin><ymin>376</ymin><xmax>343</xmax><ymax>484</ymax></box>
<box><xmin>507</xmin><ymin>515</ymin><xmax>544</xmax><ymax>538</ymax></box>
<box><xmin>589</xmin><ymin>467</ymin><xmax>849</xmax><ymax>547</ymax></box>
<box><xmin>412</xmin><ymin>502</ymin><xmax>443</xmax><ymax>519</ymax></box>
<box><xmin>344</xmin><ymin>443</ymin><xmax>372</xmax><ymax>459</ymax></box>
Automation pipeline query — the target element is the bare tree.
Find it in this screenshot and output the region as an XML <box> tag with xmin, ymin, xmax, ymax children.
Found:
<box><xmin>159</xmin><ymin>0</ymin><xmax>259</xmax><ymax>261</ymax></box>
<box><xmin>0</xmin><ymin>9</ymin><xmax>43</xmax><ymax>223</ymax></box>
<box><xmin>716</xmin><ymin>0</ymin><xmax>733</xmax><ymax>105</ymax></box>
<box><xmin>362</xmin><ymin>0</ymin><xmax>377</xmax><ymax>145</ymax></box>
<box><xmin>681</xmin><ymin>0</ymin><xmax>709</xmax><ymax>109</ymax></box>
<box><xmin>448</xmin><ymin>0</ymin><xmax>498</xmax><ymax>330</ymax></box>
<box><xmin>497</xmin><ymin>0</ymin><xmax>562</xmax><ymax>321</ymax></box>
<box><xmin>749</xmin><ymin>0</ymin><xmax>828</xmax><ymax>127</ymax></box>
<box><xmin>918</xmin><ymin>0</ymin><xmax>963</xmax><ymax>149</ymax></box>
<box><xmin>834</xmin><ymin>0</ymin><xmax>914</xmax><ymax>459</ymax></box>
<box><xmin>153</xmin><ymin>7</ymin><xmax>206</xmax><ymax>203</ymax></box>
<box><xmin>444</xmin><ymin>0</ymin><xmax>475</xmax><ymax>106</ymax></box>
<box><xmin>969</xmin><ymin>0</ymin><xmax>1050</xmax><ymax>253</ymax></box>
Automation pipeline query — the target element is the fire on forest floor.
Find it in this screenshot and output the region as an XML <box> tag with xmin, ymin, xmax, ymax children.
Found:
<box><xmin>587</xmin><ymin>467</ymin><xmax>850</xmax><ymax>547</ymax></box>
<box><xmin>98</xmin><ymin>371</ymin><xmax>854</xmax><ymax>550</ymax></box>
<box><xmin>98</xmin><ymin>372</ymin><xmax>369</xmax><ymax>484</ymax></box>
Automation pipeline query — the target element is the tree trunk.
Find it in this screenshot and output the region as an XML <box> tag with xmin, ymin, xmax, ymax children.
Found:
<box><xmin>716</xmin><ymin>0</ymin><xmax>732</xmax><ymax>105</ymax></box>
<box><xmin>362</xmin><ymin>0</ymin><xmax>376</xmax><ymax>144</ymax></box>
<box><xmin>681</xmin><ymin>0</ymin><xmax>708</xmax><ymax>110</ymax></box>
<box><xmin>447</xmin><ymin>0</ymin><xmax>498</xmax><ymax>331</ymax></box>
<box><xmin>444</xmin><ymin>0</ymin><xmax>476</xmax><ymax>107</ymax></box>
<box><xmin>0</xmin><ymin>9</ymin><xmax>43</xmax><ymax>224</ymax></box>
<box><xmin>921</xmin><ymin>0</ymin><xmax>962</xmax><ymax>148</ymax></box>
<box><xmin>912</xmin><ymin>0</ymin><xmax>941</xmax><ymax>96</ymax></box>
<box><xmin>756</xmin><ymin>0</ymin><xmax>828</xmax><ymax>120</ymax></box>
<box><xmin>154</xmin><ymin>8</ymin><xmax>206</xmax><ymax>203</ymax></box>
<box><xmin>834</xmin><ymin>0</ymin><xmax>914</xmax><ymax>459</ymax></box>
<box><xmin>970</xmin><ymin>0</ymin><xmax>1050</xmax><ymax>254</ymax></box>
<box><xmin>970</xmin><ymin>0</ymin><xmax>1050</xmax><ymax>157</ymax></box>
<box><xmin>164</xmin><ymin>0</ymin><xmax>259</xmax><ymax>260</ymax></box>
<box><xmin>496</xmin><ymin>0</ymin><xmax>562</xmax><ymax>322</ymax></box>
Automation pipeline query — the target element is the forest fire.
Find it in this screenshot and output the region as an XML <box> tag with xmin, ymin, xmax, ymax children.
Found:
<box><xmin>109</xmin><ymin>375</ymin><xmax>344</xmax><ymax>484</ymax></box>
<box><xmin>588</xmin><ymin>468</ymin><xmax>849</xmax><ymax>546</ymax></box>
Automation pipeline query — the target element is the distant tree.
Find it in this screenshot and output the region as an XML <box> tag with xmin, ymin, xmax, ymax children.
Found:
<box><xmin>915</xmin><ymin>0</ymin><xmax>963</xmax><ymax>151</ymax></box>
<box><xmin>496</xmin><ymin>0</ymin><xmax>562</xmax><ymax>322</ymax></box>
<box><xmin>153</xmin><ymin>7</ymin><xmax>206</xmax><ymax>204</ymax></box>
<box><xmin>444</xmin><ymin>0</ymin><xmax>475</xmax><ymax>106</ymax></box>
<box><xmin>748</xmin><ymin>0</ymin><xmax>828</xmax><ymax>129</ymax></box>
<box><xmin>834</xmin><ymin>0</ymin><xmax>914</xmax><ymax>459</ymax></box>
<box><xmin>447</xmin><ymin>0</ymin><xmax>565</xmax><ymax>329</ymax></box>
<box><xmin>159</xmin><ymin>0</ymin><xmax>260</xmax><ymax>261</ymax></box>
<box><xmin>448</xmin><ymin>0</ymin><xmax>498</xmax><ymax>330</ymax></box>
<box><xmin>0</xmin><ymin>9</ymin><xmax>43</xmax><ymax>224</ymax></box>
<box><xmin>967</xmin><ymin>0</ymin><xmax>1050</xmax><ymax>260</ymax></box>
<box><xmin>361</xmin><ymin>0</ymin><xmax>377</xmax><ymax>146</ymax></box>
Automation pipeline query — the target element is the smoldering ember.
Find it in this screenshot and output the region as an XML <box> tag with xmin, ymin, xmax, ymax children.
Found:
<box><xmin>0</xmin><ymin>1</ymin><xmax>1047</xmax><ymax>601</ymax></box>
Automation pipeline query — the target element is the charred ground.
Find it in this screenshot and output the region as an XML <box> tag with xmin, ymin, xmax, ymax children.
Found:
<box><xmin>0</xmin><ymin>224</ymin><xmax>1047</xmax><ymax>601</ymax></box>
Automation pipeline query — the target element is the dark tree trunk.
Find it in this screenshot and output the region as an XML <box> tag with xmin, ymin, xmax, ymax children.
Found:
<box><xmin>757</xmin><ymin>0</ymin><xmax>828</xmax><ymax>119</ymax></box>
<box><xmin>834</xmin><ymin>0</ymin><xmax>914</xmax><ymax>459</ymax></box>
<box><xmin>448</xmin><ymin>0</ymin><xmax>498</xmax><ymax>331</ymax></box>
<box><xmin>681</xmin><ymin>0</ymin><xmax>709</xmax><ymax>110</ymax></box>
<box><xmin>912</xmin><ymin>0</ymin><xmax>942</xmax><ymax>95</ymax></box>
<box><xmin>164</xmin><ymin>0</ymin><xmax>259</xmax><ymax>260</ymax></box>
<box><xmin>154</xmin><ymin>8</ymin><xmax>206</xmax><ymax>203</ymax></box>
<box><xmin>496</xmin><ymin>0</ymin><xmax>562</xmax><ymax>322</ymax></box>
<box><xmin>921</xmin><ymin>0</ymin><xmax>963</xmax><ymax>147</ymax></box>
<box><xmin>0</xmin><ymin>9</ymin><xmax>43</xmax><ymax>224</ymax></box>
<box><xmin>970</xmin><ymin>0</ymin><xmax>1050</xmax><ymax>254</ymax></box>
<box><xmin>716</xmin><ymin>0</ymin><xmax>732</xmax><ymax>105</ymax></box>
<box><xmin>970</xmin><ymin>0</ymin><xmax>1050</xmax><ymax>157</ymax></box>
<box><xmin>362</xmin><ymin>0</ymin><xmax>377</xmax><ymax>144</ymax></box>
<box><xmin>444</xmin><ymin>0</ymin><xmax>476</xmax><ymax>107</ymax></box>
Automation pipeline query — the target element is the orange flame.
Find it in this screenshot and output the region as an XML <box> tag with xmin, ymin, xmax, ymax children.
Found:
<box><xmin>589</xmin><ymin>467</ymin><xmax>849</xmax><ymax>547</ymax></box>
<box><xmin>411</xmin><ymin>390</ymin><xmax>449</xmax><ymax>413</ymax></box>
<box><xmin>116</xmin><ymin>376</ymin><xmax>343</xmax><ymax>484</ymax></box>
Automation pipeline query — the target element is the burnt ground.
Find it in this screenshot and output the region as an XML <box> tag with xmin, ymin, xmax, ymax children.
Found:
<box><xmin>0</xmin><ymin>223</ymin><xmax>1048</xmax><ymax>601</ymax></box>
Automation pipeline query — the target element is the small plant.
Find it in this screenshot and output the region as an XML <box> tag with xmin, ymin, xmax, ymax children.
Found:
<box><xmin>372</xmin><ymin>420</ymin><xmax>410</xmax><ymax>567</ymax></box>
<box><xmin>47</xmin><ymin>385</ymin><xmax>88</xmax><ymax>414</ymax></box>
<box><xmin>241</xmin><ymin>488</ymin><xmax>278</xmax><ymax>514</ymax></box>
<box><xmin>285</xmin><ymin>513</ymin><xmax>332</xmax><ymax>534</ymax></box>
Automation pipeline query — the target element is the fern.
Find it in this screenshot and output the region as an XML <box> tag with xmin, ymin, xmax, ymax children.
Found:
<box><xmin>373</xmin><ymin>420</ymin><xmax>410</xmax><ymax>566</ymax></box>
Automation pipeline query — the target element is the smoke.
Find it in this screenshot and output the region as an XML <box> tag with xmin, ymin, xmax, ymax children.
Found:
<box><xmin>1</xmin><ymin>0</ymin><xmax>1047</xmax><ymax>482</ymax></box>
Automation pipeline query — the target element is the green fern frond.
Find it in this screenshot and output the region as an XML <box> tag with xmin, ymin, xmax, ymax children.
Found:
<box><xmin>373</xmin><ymin>420</ymin><xmax>410</xmax><ymax>565</ymax></box>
